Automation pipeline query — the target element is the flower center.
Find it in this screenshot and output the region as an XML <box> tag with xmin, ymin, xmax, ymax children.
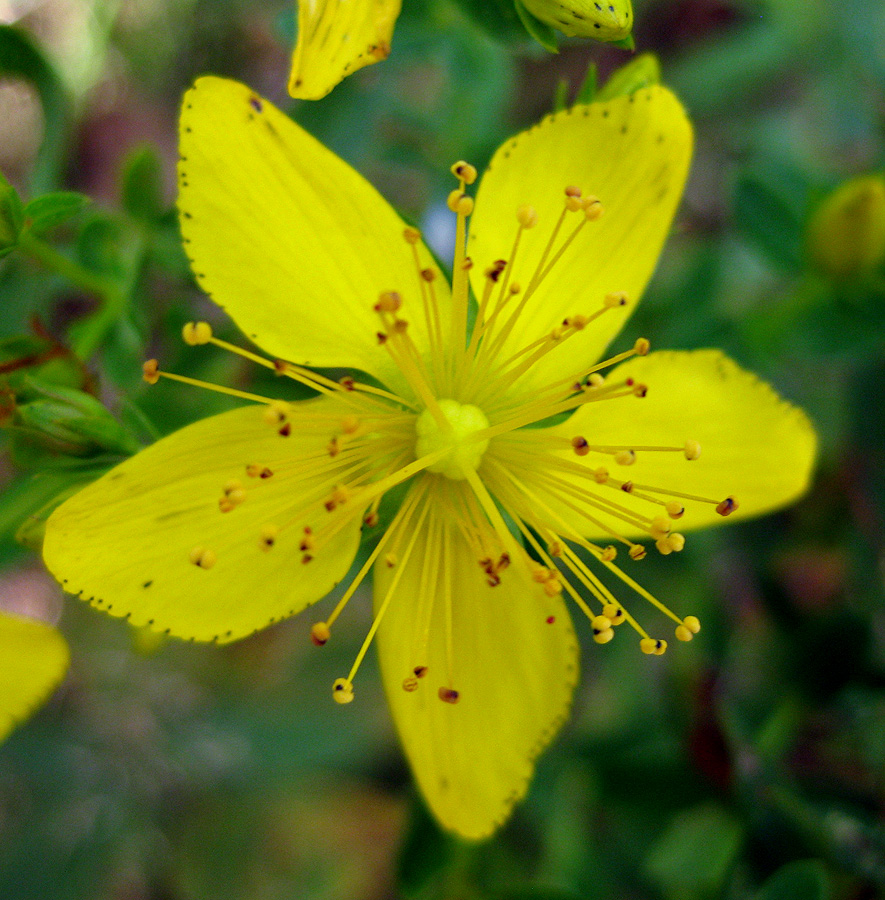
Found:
<box><xmin>415</xmin><ymin>399</ymin><xmax>490</xmax><ymax>480</ymax></box>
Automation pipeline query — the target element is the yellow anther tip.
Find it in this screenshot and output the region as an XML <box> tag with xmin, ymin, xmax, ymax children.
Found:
<box><xmin>447</xmin><ymin>190</ymin><xmax>474</xmax><ymax>215</ymax></box>
<box><xmin>593</xmin><ymin>628</ymin><xmax>615</xmax><ymax>644</ymax></box>
<box><xmin>628</xmin><ymin>545</ymin><xmax>647</xmax><ymax>561</ymax></box>
<box><xmin>716</xmin><ymin>496</ymin><xmax>739</xmax><ymax>516</ymax></box>
<box><xmin>602</xmin><ymin>603</ymin><xmax>624</xmax><ymax>624</ymax></box>
<box><xmin>600</xmin><ymin>545</ymin><xmax>617</xmax><ymax>562</ymax></box>
<box><xmin>614</xmin><ymin>449</ymin><xmax>636</xmax><ymax>466</ymax></box>
<box><xmin>640</xmin><ymin>637</ymin><xmax>657</xmax><ymax>655</ymax></box>
<box><xmin>142</xmin><ymin>359</ymin><xmax>160</xmax><ymax>384</ymax></box>
<box><xmin>332</xmin><ymin>678</ymin><xmax>354</xmax><ymax>704</ymax></box>
<box><xmin>675</xmin><ymin>625</ymin><xmax>694</xmax><ymax>642</ymax></box>
<box><xmin>516</xmin><ymin>204</ymin><xmax>538</xmax><ymax>228</ymax></box>
<box><xmin>564</xmin><ymin>185</ymin><xmax>582</xmax><ymax>198</ymax></box>
<box><xmin>667</xmin><ymin>533</ymin><xmax>686</xmax><ymax>552</ymax></box>
<box><xmin>182</xmin><ymin>321</ymin><xmax>212</xmax><ymax>345</ymax></box>
<box><xmin>451</xmin><ymin>160</ymin><xmax>477</xmax><ymax>184</ymax></box>
<box><xmin>310</xmin><ymin>622</ymin><xmax>331</xmax><ymax>646</ymax></box>
<box><xmin>683</xmin><ymin>615</ymin><xmax>701</xmax><ymax>634</ymax></box>
<box><xmin>403</xmin><ymin>226</ymin><xmax>421</xmax><ymax>244</ymax></box>
<box><xmin>684</xmin><ymin>439</ymin><xmax>702</xmax><ymax>461</ymax></box>
<box><xmin>582</xmin><ymin>196</ymin><xmax>603</xmax><ymax>220</ymax></box>
<box><xmin>655</xmin><ymin>538</ymin><xmax>674</xmax><ymax>556</ymax></box>
<box><xmin>591</xmin><ymin>614</ymin><xmax>613</xmax><ymax>633</ymax></box>
<box><xmin>665</xmin><ymin>500</ymin><xmax>685</xmax><ymax>519</ymax></box>
<box><xmin>633</xmin><ymin>337</ymin><xmax>651</xmax><ymax>356</ymax></box>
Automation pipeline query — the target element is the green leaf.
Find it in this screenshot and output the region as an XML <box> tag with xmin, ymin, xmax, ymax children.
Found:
<box><xmin>596</xmin><ymin>53</ymin><xmax>661</xmax><ymax>101</ymax></box>
<box><xmin>513</xmin><ymin>0</ymin><xmax>559</xmax><ymax>52</ymax></box>
<box><xmin>733</xmin><ymin>161</ymin><xmax>814</xmax><ymax>272</ymax></box>
<box><xmin>120</xmin><ymin>145</ymin><xmax>166</xmax><ymax>223</ymax></box>
<box><xmin>645</xmin><ymin>804</ymin><xmax>744</xmax><ymax>900</ymax></box>
<box><xmin>0</xmin><ymin>169</ymin><xmax>24</xmax><ymax>249</ymax></box>
<box><xmin>23</xmin><ymin>192</ymin><xmax>91</xmax><ymax>236</ymax></box>
<box><xmin>396</xmin><ymin>796</ymin><xmax>456</xmax><ymax>897</ymax></box>
<box><xmin>0</xmin><ymin>26</ymin><xmax>69</xmax><ymax>193</ymax></box>
<box><xmin>756</xmin><ymin>860</ymin><xmax>831</xmax><ymax>900</ymax></box>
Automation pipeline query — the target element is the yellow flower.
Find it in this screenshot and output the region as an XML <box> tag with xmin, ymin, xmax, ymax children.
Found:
<box><xmin>0</xmin><ymin>610</ymin><xmax>68</xmax><ymax>743</ymax></box>
<box><xmin>42</xmin><ymin>77</ymin><xmax>816</xmax><ymax>839</ymax></box>
<box><xmin>289</xmin><ymin>0</ymin><xmax>401</xmax><ymax>100</ymax></box>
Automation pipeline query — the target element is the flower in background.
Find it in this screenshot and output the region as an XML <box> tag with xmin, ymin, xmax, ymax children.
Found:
<box><xmin>0</xmin><ymin>610</ymin><xmax>68</xmax><ymax>743</ymax></box>
<box><xmin>42</xmin><ymin>77</ymin><xmax>815</xmax><ymax>838</ymax></box>
<box><xmin>289</xmin><ymin>0</ymin><xmax>402</xmax><ymax>100</ymax></box>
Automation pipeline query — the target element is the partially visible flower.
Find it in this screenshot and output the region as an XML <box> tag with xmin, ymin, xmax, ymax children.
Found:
<box><xmin>289</xmin><ymin>0</ymin><xmax>401</xmax><ymax>100</ymax></box>
<box><xmin>43</xmin><ymin>78</ymin><xmax>816</xmax><ymax>838</ymax></box>
<box><xmin>807</xmin><ymin>173</ymin><xmax>885</xmax><ymax>279</ymax></box>
<box><xmin>519</xmin><ymin>0</ymin><xmax>632</xmax><ymax>41</ymax></box>
<box><xmin>0</xmin><ymin>610</ymin><xmax>69</xmax><ymax>742</ymax></box>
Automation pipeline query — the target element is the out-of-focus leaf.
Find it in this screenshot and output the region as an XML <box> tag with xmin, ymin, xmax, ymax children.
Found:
<box><xmin>121</xmin><ymin>145</ymin><xmax>166</xmax><ymax>223</ymax></box>
<box><xmin>733</xmin><ymin>161</ymin><xmax>814</xmax><ymax>272</ymax></box>
<box><xmin>396</xmin><ymin>794</ymin><xmax>456</xmax><ymax>897</ymax></box>
<box><xmin>575</xmin><ymin>63</ymin><xmax>597</xmax><ymax>104</ymax></box>
<box><xmin>0</xmin><ymin>169</ymin><xmax>24</xmax><ymax>252</ymax></box>
<box><xmin>0</xmin><ymin>26</ymin><xmax>69</xmax><ymax>193</ymax></box>
<box><xmin>755</xmin><ymin>860</ymin><xmax>831</xmax><ymax>900</ymax></box>
<box><xmin>22</xmin><ymin>192</ymin><xmax>91</xmax><ymax>236</ymax></box>
<box><xmin>513</xmin><ymin>0</ymin><xmax>559</xmax><ymax>52</ymax></box>
<box><xmin>596</xmin><ymin>53</ymin><xmax>661</xmax><ymax>101</ymax></box>
<box><xmin>645</xmin><ymin>803</ymin><xmax>744</xmax><ymax>900</ymax></box>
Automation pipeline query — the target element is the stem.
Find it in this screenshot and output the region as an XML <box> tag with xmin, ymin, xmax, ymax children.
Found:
<box><xmin>17</xmin><ymin>229</ymin><xmax>128</xmax><ymax>360</ymax></box>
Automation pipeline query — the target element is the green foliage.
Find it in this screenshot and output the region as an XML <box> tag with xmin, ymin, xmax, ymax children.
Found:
<box><xmin>756</xmin><ymin>860</ymin><xmax>831</xmax><ymax>900</ymax></box>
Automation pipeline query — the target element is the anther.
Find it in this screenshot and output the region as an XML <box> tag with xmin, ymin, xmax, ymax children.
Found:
<box><xmin>593</xmin><ymin>466</ymin><xmax>609</xmax><ymax>484</ymax></box>
<box><xmin>363</xmin><ymin>511</ymin><xmax>379</xmax><ymax>527</ymax></box>
<box><xmin>420</xmin><ymin>267</ymin><xmax>436</xmax><ymax>282</ymax></box>
<box><xmin>517</xmin><ymin>204</ymin><xmax>538</xmax><ymax>228</ymax></box>
<box><xmin>299</xmin><ymin>528</ymin><xmax>314</xmax><ymax>552</ymax></box>
<box><xmin>188</xmin><ymin>546</ymin><xmax>216</xmax><ymax>569</ymax></box>
<box><xmin>591</xmin><ymin>614</ymin><xmax>612</xmax><ymax>634</ymax></box>
<box><xmin>716</xmin><ymin>496</ymin><xmax>739</xmax><ymax>516</ymax></box>
<box><xmin>683</xmin><ymin>615</ymin><xmax>701</xmax><ymax>633</ymax></box>
<box><xmin>438</xmin><ymin>687</ymin><xmax>460</xmax><ymax>704</ymax></box>
<box><xmin>602</xmin><ymin>603</ymin><xmax>625</xmax><ymax>625</ymax></box>
<box><xmin>665</xmin><ymin>500</ymin><xmax>685</xmax><ymax>519</ymax></box>
<box><xmin>614</xmin><ymin>450</ymin><xmax>636</xmax><ymax>466</ymax></box>
<box><xmin>450</xmin><ymin>160</ymin><xmax>477</xmax><ymax>184</ymax></box>
<box><xmin>633</xmin><ymin>338</ymin><xmax>651</xmax><ymax>356</ymax></box>
<box><xmin>485</xmin><ymin>259</ymin><xmax>507</xmax><ymax>282</ymax></box>
<box><xmin>684</xmin><ymin>440</ymin><xmax>702</xmax><ymax>460</ymax></box>
<box><xmin>582</xmin><ymin>196</ymin><xmax>603</xmax><ymax>220</ymax></box>
<box><xmin>263</xmin><ymin>400</ymin><xmax>290</xmax><ymax>425</ymax></box>
<box><xmin>655</xmin><ymin>538</ymin><xmax>673</xmax><ymax>556</ymax></box>
<box><xmin>260</xmin><ymin>524</ymin><xmax>278</xmax><ymax>551</ymax></box>
<box><xmin>182</xmin><ymin>321</ymin><xmax>213</xmax><ymax>345</ymax></box>
<box><xmin>547</xmin><ymin>540</ymin><xmax>563</xmax><ymax>557</ymax></box>
<box><xmin>340</xmin><ymin>415</ymin><xmax>359</xmax><ymax>434</ymax></box>
<box><xmin>332</xmin><ymin>678</ymin><xmax>354</xmax><ymax>704</ymax></box>
<box><xmin>310</xmin><ymin>621</ymin><xmax>331</xmax><ymax>646</ymax></box>
<box><xmin>142</xmin><ymin>359</ymin><xmax>160</xmax><ymax>384</ymax></box>
<box><xmin>640</xmin><ymin>638</ymin><xmax>667</xmax><ymax>655</ymax></box>
<box><xmin>628</xmin><ymin>545</ymin><xmax>647</xmax><ymax>561</ymax></box>
<box><xmin>414</xmin><ymin>666</ymin><xmax>428</xmax><ymax>678</ymax></box>
<box><xmin>374</xmin><ymin>291</ymin><xmax>402</xmax><ymax>313</ymax></box>
<box><xmin>593</xmin><ymin>627</ymin><xmax>615</xmax><ymax>644</ymax></box>
<box><xmin>603</xmin><ymin>292</ymin><xmax>629</xmax><ymax>308</ymax></box>
<box><xmin>666</xmin><ymin>533</ymin><xmax>685</xmax><ymax>552</ymax></box>
<box><xmin>650</xmin><ymin>516</ymin><xmax>671</xmax><ymax>539</ymax></box>
<box><xmin>327</xmin><ymin>437</ymin><xmax>340</xmax><ymax>457</ymax></box>
<box><xmin>632</xmin><ymin>383</ymin><xmax>648</xmax><ymax>398</ymax></box>
<box><xmin>447</xmin><ymin>190</ymin><xmax>474</xmax><ymax>216</ymax></box>
<box><xmin>402</xmin><ymin>677</ymin><xmax>419</xmax><ymax>692</ymax></box>
<box><xmin>568</xmin><ymin>314</ymin><xmax>589</xmax><ymax>330</ymax></box>
<box><xmin>587</xmin><ymin>373</ymin><xmax>605</xmax><ymax>389</ymax></box>
<box><xmin>543</xmin><ymin>577</ymin><xmax>563</xmax><ymax>597</ymax></box>
<box><xmin>571</xmin><ymin>436</ymin><xmax>590</xmax><ymax>456</ymax></box>
<box><xmin>403</xmin><ymin>226</ymin><xmax>421</xmax><ymax>244</ymax></box>
<box><xmin>338</xmin><ymin>376</ymin><xmax>355</xmax><ymax>391</ymax></box>
<box><xmin>600</xmin><ymin>546</ymin><xmax>617</xmax><ymax>562</ymax></box>
<box><xmin>621</xmin><ymin>481</ymin><xmax>634</xmax><ymax>493</ymax></box>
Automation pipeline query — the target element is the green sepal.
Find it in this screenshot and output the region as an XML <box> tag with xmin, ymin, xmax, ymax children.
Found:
<box><xmin>22</xmin><ymin>191</ymin><xmax>91</xmax><ymax>236</ymax></box>
<box><xmin>610</xmin><ymin>33</ymin><xmax>635</xmax><ymax>50</ymax></box>
<box><xmin>575</xmin><ymin>63</ymin><xmax>597</xmax><ymax>104</ymax></box>
<box><xmin>595</xmin><ymin>53</ymin><xmax>661</xmax><ymax>101</ymax></box>
<box><xmin>513</xmin><ymin>0</ymin><xmax>559</xmax><ymax>52</ymax></box>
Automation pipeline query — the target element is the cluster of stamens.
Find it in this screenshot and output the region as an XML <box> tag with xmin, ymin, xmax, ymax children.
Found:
<box><xmin>145</xmin><ymin>158</ymin><xmax>740</xmax><ymax>710</ymax></box>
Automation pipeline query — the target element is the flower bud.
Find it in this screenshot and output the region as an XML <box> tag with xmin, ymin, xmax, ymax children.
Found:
<box><xmin>807</xmin><ymin>174</ymin><xmax>885</xmax><ymax>279</ymax></box>
<box><xmin>518</xmin><ymin>0</ymin><xmax>633</xmax><ymax>41</ymax></box>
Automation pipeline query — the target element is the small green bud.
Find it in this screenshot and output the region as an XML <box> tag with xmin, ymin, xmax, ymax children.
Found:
<box><xmin>807</xmin><ymin>174</ymin><xmax>885</xmax><ymax>279</ymax></box>
<box><xmin>0</xmin><ymin>171</ymin><xmax>24</xmax><ymax>253</ymax></box>
<box><xmin>518</xmin><ymin>0</ymin><xmax>633</xmax><ymax>41</ymax></box>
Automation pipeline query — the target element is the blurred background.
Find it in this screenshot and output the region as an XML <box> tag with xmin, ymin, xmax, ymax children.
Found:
<box><xmin>1</xmin><ymin>0</ymin><xmax>884</xmax><ymax>897</ymax></box>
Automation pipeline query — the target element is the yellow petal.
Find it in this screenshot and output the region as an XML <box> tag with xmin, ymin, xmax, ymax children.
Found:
<box><xmin>178</xmin><ymin>77</ymin><xmax>445</xmax><ymax>397</ymax></box>
<box><xmin>289</xmin><ymin>0</ymin><xmax>401</xmax><ymax>100</ymax></box>
<box><xmin>545</xmin><ymin>350</ymin><xmax>816</xmax><ymax>537</ymax></box>
<box><xmin>374</xmin><ymin>490</ymin><xmax>578</xmax><ymax>839</ymax></box>
<box><xmin>0</xmin><ymin>611</ymin><xmax>69</xmax><ymax>743</ymax></box>
<box><xmin>43</xmin><ymin>401</ymin><xmax>366</xmax><ymax>643</ymax></box>
<box><xmin>468</xmin><ymin>87</ymin><xmax>692</xmax><ymax>396</ymax></box>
